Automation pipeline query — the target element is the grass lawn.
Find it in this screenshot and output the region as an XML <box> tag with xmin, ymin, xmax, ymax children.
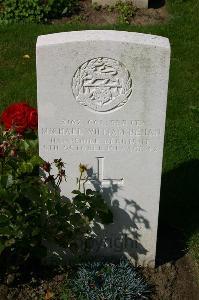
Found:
<box><xmin>0</xmin><ymin>0</ymin><xmax>199</xmax><ymax>270</ymax></box>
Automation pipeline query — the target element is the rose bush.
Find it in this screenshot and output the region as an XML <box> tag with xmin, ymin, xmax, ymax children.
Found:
<box><xmin>0</xmin><ymin>102</ymin><xmax>38</xmax><ymax>133</ymax></box>
<box><xmin>0</xmin><ymin>103</ymin><xmax>113</xmax><ymax>276</ymax></box>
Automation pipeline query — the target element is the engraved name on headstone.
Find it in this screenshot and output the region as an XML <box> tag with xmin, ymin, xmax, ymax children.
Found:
<box><xmin>36</xmin><ymin>30</ymin><xmax>170</xmax><ymax>265</ymax></box>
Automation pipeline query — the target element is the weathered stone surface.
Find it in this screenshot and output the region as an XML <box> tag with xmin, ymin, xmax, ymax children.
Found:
<box><xmin>36</xmin><ymin>30</ymin><xmax>170</xmax><ymax>266</ymax></box>
<box><xmin>92</xmin><ymin>0</ymin><xmax>148</xmax><ymax>9</ymax></box>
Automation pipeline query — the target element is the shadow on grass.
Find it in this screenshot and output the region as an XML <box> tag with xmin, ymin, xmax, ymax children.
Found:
<box><xmin>156</xmin><ymin>159</ymin><xmax>199</xmax><ymax>266</ymax></box>
<box><xmin>148</xmin><ymin>0</ymin><xmax>165</xmax><ymax>9</ymax></box>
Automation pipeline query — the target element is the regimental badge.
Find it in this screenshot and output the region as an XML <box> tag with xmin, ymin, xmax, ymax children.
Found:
<box><xmin>72</xmin><ymin>57</ymin><xmax>132</xmax><ymax>113</ymax></box>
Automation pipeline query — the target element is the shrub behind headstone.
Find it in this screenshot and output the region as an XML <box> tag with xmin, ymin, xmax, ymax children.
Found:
<box><xmin>0</xmin><ymin>0</ymin><xmax>79</xmax><ymax>23</ymax></box>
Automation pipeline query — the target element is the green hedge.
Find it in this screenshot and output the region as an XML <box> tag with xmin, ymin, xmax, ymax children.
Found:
<box><xmin>0</xmin><ymin>0</ymin><xmax>79</xmax><ymax>23</ymax></box>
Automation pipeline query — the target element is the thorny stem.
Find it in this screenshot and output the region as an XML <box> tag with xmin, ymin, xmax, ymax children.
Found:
<box><xmin>83</xmin><ymin>176</ymin><xmax>89</xmax><ymax>194</ymax></box>
<box><xmin>0</xmin><ymin>158</ymin><xmax>4</xmax><ymax>175</ymax></box>
<box><xmin>78</xmin><ymin>172</ymin><xmax>83</xmax><ymax>191</ymax></box>
<box><xmin>78</xmin><ymin>172</ymin><xmax>89</xmax><ymax>194</ymax></box>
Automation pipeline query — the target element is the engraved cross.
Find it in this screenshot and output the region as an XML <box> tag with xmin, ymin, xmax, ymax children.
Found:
<box><xmin>96</xmin><ymin>157</ymin><xmax>124</xmax><ymax>187</ymax></box>
<box><xmin>79</xmin><ymin>157</ymin><xmax>124</xmax><ymax>188</ymax></box>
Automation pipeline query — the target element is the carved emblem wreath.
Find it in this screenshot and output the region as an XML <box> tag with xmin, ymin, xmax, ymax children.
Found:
<box><xmin>72</xmin><ymin>57</ymin><xmax>132</xmax><ymax>112</ymax></box>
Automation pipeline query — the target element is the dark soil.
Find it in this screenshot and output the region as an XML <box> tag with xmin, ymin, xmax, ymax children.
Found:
<box><xmin>0</xmin><ymin>253</ymin><xmax>198</xmax><ymax>300</ymax></box>
<box><xmin>145</xmin><ymin>255</ymin><xmax>199</xmax><ymax>300</ymax></box>
<box><xmin>0</xmin><ymin>224</ymin><xmax>198</xmax><ymax>299</ymax></box>
<box><xmin>51</xmin><ymin>0</ymin><xmax>168</xmax><ymax>26</ymax></box>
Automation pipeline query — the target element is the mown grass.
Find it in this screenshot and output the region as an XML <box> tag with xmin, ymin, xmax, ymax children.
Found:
<box><xmin>0</xmin><ymin>0</ymin><xmax>199</xmax><ymax>267</ymax></box>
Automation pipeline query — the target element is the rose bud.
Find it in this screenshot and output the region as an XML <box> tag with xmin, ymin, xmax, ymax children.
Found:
<box><xmin>2</xmin><ymin>141</ymin><xmax>9</xmax><ymax>147</ymax></box>
<box><xmin>42</xmin><ymin>162</ymin><xmax>51</xmax><ymax>173</ymax></box>
<box><xmin>10</xmin><ymin>149</ymin><xmax>17</xmax><ymax>157</ymax></box>
<box><xmin>10</xmin><ymin>136</ymin><xmax>17</xmax><ymax>141</ymax></box>
<box><xmin>60</xmin><ymin>169</ymin><xmax>66</xmax><ymax>176</ymax></box>
<box><xmin>16</xmin><ymin>133</ymin><xmax>23</xmax><ymax>139</ymax></box>
<box><xmin>79</xmin><ymin>163</ymin><xmax>88</xmax><ymax>174</ymax></box>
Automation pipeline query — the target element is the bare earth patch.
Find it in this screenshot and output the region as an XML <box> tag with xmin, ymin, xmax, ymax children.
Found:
<box><xmin>132</xmin><ymin>7</ymin><xmax>168</xmax><ymax>25</ymax></box>
<box><xmin>51</xmin><ymin>0</ymin><xmax>168</xmax><ymax>26</ymax></box>
<box><xmin>0</xmin><ymin>254</ymin><xmax>198</xmax><ymax>299</ymax></box>
<box><xmin>145</xmin><ymin>255</ymin><xmax>199</xmax><ymax>300</ymax></box>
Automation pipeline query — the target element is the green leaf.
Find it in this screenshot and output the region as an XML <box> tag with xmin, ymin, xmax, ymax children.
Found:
<box><xmin>6</xmin><ymin>174</ymin><xmax>14</xmax><ymax>187</ymax></box>
<box><xmin>18</xmin><ymin>162</ymin><xmax>33</xmax><ymax>174</ymax></box>
<box><xmin>0</xmin><ymin>175</ymin><xmax>7</xmax><ymax>188</ymax></box>
<box><xmin>98</xmin><ymin>209</ymin><xmax>113</xmax><ymax>224</ymax></box>
<box><xmin>0</xmin><ymin>215</ymin><xmax>10</xmax><ymax>225</ymax></box>
<box><xmin>32</xmin><ymin>228</ymin><xmax>40</xmax><ymax>237</ymax></box>
<box><xmin>28</xmin><ymin>139</ymin><xmax>38</xmax><ymax>150</ymax></box>
<box><xmin>0</xmin><ymin>189</ymin><xmax>19</xmax><ymax>203</ymax></box>
<box><xmin>30</xmin><ymin>155</ymin><xmax>44</xmax><ymax>167</ymax></box>
<box><xmin>72</xmin><ymin>190</ymin><xmax>81</xmax><ymax>194</ymax></box>
<box><xmin>0</xmin><ymin>226</ymin><xmax>13</xmax><ymax>236</ymax></box>
<box><xmin>22</xmin><ymin>140</ymin><xmax>30</xmax><ymax>151</ymax></box>
<box><xmin>5</xmin><ymin>238</ymin><xmax>15</xmax><ymax>247</ymax></box>
<box><xmin>0</xmin><ymin>174</ymin><xmax>13</xmax><ymax>188</ymax></box>
<box><xmin>23</xmin><ymin>131</ymin><xmax>38</xmax><ymax>140</ymax></box>
<box><xmin>62</xmin><ymin>6</ymin><xmax>68</xmax><ymax>15</ymax></box>
<box><xmin>86</xmin><ymin>189</ymin><xmax>95</xmax><ymax>195</ymax></box>
<box><xmin>72</xmin><ymin>193</ymin><xmax>86</xmax><ymax>203</ymax></box>
<box><xmin>0</xmin><ymin>241</ymin><xmax>6</xmax><ymax>255</ymax></box>
<box><xmin>85</xmin><ymin>208</ymin><xmax>96</xmax><ymax>220</ymax></box>
<box><xmin>31</xmin><ymin>245</ymin><xmax>47</xmax><ymax>259</ymax></box>
<box><xmin>70</xmin><ymin>213</ymin><xmax>81</xmax><ymax>225</ymax></box>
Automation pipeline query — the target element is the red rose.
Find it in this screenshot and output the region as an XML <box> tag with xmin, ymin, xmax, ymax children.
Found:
<box><xmin>1</xmin><ymin>102</ymin><xmax>38</xmax><ymax>133</ymax></box>
<box><xmin>28</xmin><ymin>109</ymin><xmax>38</xmax><ymax>130</ymax></box>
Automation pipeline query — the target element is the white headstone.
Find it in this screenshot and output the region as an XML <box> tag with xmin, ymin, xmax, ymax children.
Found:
<box><xmin>36</xmin><ymin>30</ymin><xmax>170</xmax><ymax>266</ymax></box>
<box><xmin>92</xmin><ymin>0</ymin><xmax>148</xmax><ymax>9</ymax></box>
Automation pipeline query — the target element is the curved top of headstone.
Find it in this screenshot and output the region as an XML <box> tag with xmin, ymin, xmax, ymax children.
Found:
<box><xmin>37</xmin><ymin>30</ymin><xmax>170</xmax><ymax>50</ymax></box>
